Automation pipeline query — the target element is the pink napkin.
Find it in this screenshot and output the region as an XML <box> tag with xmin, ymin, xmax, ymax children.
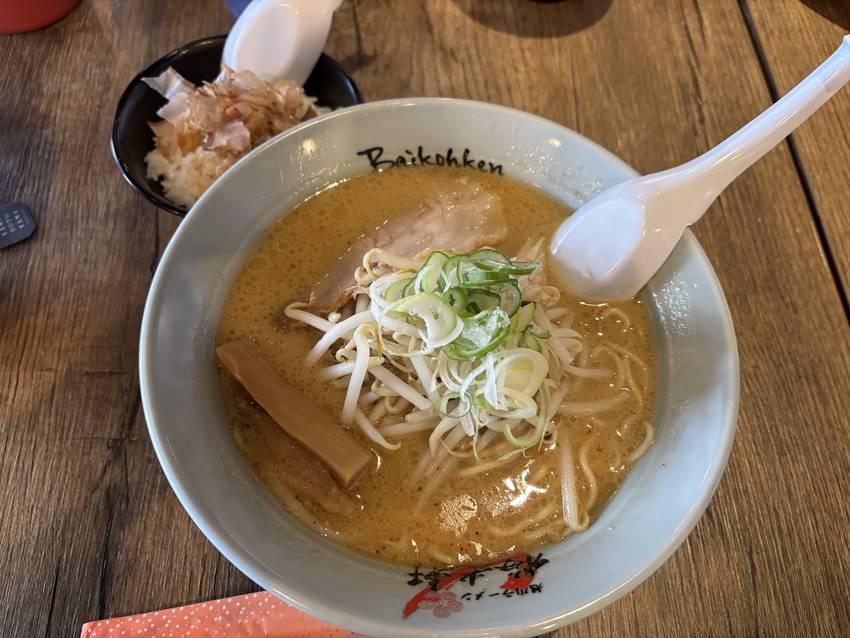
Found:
<box><xmin>80</xmin><ymin>591</ymin><xmax>359</xmax><ymax>638</ymax></box>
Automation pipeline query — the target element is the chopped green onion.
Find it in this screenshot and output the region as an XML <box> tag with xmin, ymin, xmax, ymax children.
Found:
<box><xmin>441</xmin><ymin>287</ymin><xmax>469</xmax><ymax>315</ymax></box>
<box><xmin>505</xmin><ymin>261</ymin><xmax>539</xmax><ymax>276</ymax></box>
<box><xmin>512</xmin><ymin>302</ymin><xmax>535</xmax><ymax>333</ymax></box>
<box><xmin>461</xmin><ymin>270</ymin><xmax>511</xmax><ymax>286</ymax></box>
<box><xmin>435</xmin><ymin>391</ymin><xmax>471</xmax><ymax>418</ymax></box>
<box><xmin>503</xmin><ymin>385</ymin><xmax>548</xmax><ymax>449</ymax></box>
<box><xmin>353</xmin><ymin>248</ymin><xmax>555</xmax><ymax>453</ymax></box>
<box><xmin>387</xmin><ymin>292</ymin><xmax>461</xmax><ymax>349</ymax></box>
<box><xmin>402</xmin><ymin>278</ymin><xmax>416</xmax><ymax>296</ymax></box>
<box><xmin>489</xmin><ymin>281</ymin><xmax>522</xmax><ymax>316</ymax></box>
<box><xmin>445</xmin><ymin>307</ymin><xmax>511</xmax><ymax>360</ymax></box>
<box><xmin>441</xmin><ymin>255</ymin><xmax>464</xmax><ymax>282</ymax></box>
<box><xmin>466</xmin><ymin>288</ymin><xmax>501</xmax><ymax>314</ymax></box>
<box><xmin>467</xmin><ymin>249</ymin><xmax>538</xmax><ymax>276</ymax></box>
<box><xmin>415</xmin><ymin>264</ymin><xmax>447</xmax><ymax>294</ymax></box>
<box><xmin>467</xmin><ymin>249</ymin><xmax>512</xmax><ymax>272</ymax></box>
<box><xmin>423</xmin><ymin>250</ymin><xmax>451</xmax><ymax>269</ymax></box>
<box><xmin>384</xmin><ymin>276</ymin><xmax>414</xmax><ymax>302</ymax></box>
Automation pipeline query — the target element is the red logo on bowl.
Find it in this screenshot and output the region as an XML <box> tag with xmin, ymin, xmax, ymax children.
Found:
<box><xmin>417</xmin><ymin>591</ymin><xmax>464</xmax><ymax>618</ymax></box>
<box><xmin>403</xmin><ymin>553</ymin><xmax>548</xmax><ymax>620</ymax></box>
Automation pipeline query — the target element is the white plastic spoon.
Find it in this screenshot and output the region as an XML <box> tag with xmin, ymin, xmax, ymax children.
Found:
<box><xmin>550</xmin><ymin>35</ymin><xmax>850</xmax><ymax>301</ymax></box>
<box><xmin>221</xmin><ymin>0</ymin><xmax>342</xmax><ymax>85</ymax></box>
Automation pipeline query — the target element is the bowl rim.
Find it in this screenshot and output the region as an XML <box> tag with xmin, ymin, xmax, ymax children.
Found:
<box><xmin>109</xmin><ymin>34</ymin><xmax>362</xmax><ymax>217</ymax></box>
<box><xmin>140</xmin><ymin>97</ymin><xmax>740</xmax><ymax>637</ymax></box>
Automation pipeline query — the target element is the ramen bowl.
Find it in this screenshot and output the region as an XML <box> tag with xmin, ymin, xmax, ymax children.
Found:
<box><xmin>140</xmin><ymin>99</ymin><xmax>739</xmax><ymax>637</ymax></box>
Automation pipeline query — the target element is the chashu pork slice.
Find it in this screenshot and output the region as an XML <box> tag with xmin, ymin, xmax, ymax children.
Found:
<box><xmin>307</xmin><ymin>177</ymin><xmax>507</xmax><ymax>314</ymax></box>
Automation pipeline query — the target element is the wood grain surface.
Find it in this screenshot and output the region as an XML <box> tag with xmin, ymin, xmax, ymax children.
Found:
<box><xmin>1</xmin><ymin>1</ymin><xmax>848</xmax><ymax>637</ymax></box>
<box><xmin>743</xmin><ymin>0</ymin><xmax>850</xmax><ymax>311</ymax></box>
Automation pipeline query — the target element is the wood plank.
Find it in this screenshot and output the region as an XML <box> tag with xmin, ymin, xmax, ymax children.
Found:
<box><xmin>743</xmin><ymin>0</ymin><xmax>850</xmax><ymax>304</ymax></box>
<box><xmin>0</xmin><ymin>0</ymin><xmax>848</xmax><ymax>637</ymax></box>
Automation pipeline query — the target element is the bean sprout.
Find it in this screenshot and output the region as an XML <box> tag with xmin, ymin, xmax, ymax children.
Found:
<box><xmin>283</xmin><ymin>244</ymin><xmax>653</xmax><ymax>546</ymax></box>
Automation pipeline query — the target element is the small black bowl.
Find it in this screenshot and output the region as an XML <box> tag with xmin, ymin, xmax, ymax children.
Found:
<box><xmin>111</xmin><ymin>35</ymin><xmax>363</xmax><ymax>216</ymax></box>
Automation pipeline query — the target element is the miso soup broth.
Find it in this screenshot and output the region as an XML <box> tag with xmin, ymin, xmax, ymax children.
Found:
<box><xmin>217</xmin><ymin>167</ymin><xmax>655</xmax><ymax>567</ymax></box>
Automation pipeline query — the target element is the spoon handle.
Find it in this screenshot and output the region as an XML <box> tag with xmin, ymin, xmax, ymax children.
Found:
<box><xmin>690</xmin><ymin>35</ymin><xmax>850</xmax><ymax>203</ymax></box>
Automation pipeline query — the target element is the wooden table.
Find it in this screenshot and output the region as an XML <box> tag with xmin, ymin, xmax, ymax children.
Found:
<box><xmin>2</xmin><ymin>1</ymin><xmax>848</xmax><ymax>636</ymax></box>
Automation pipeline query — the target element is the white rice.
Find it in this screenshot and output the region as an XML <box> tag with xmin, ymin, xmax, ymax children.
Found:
<box><xmin>145</xmin><ymin>146</ymin><xmax>234</xmax><ymax>208</ymax></box>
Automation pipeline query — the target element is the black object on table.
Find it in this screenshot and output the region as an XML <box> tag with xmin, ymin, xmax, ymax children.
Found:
<box><xmin>0</xmin><ymin>202</ymin><xmax>37</xmax><ymax>250</ymax></box>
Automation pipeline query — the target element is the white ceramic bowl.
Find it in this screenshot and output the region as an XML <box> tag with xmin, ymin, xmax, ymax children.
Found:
<box><xmin>140</xmin><ymin>99</ymin><xmax>739</xmax><ymax>637</ymax></box>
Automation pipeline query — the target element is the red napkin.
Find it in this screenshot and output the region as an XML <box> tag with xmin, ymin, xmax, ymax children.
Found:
<box><xmin>80</xmin><ymin>591</ymin><xmax>360</xmax><ymax>638</ymax></box>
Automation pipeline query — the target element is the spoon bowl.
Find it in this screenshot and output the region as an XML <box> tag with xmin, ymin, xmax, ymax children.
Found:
<box><xmin>223</xmin><ymin>0</ymin><xmax>343</xmax><ymax>85</ymax></box>
<box><xmin>551</xmin><ymin>35</ymin><xmax>850</xmax><ymax>300</ymax></box>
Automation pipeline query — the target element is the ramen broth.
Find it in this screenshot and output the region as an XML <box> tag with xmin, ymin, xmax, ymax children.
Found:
<box><xmin>217</xmin><ymin>167</ymin><xmax>655</xmax><ymax>566</ymax></box>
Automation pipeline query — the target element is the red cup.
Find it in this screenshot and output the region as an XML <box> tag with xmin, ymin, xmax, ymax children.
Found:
<box><xmin>0</xmin><ymin>0</ymin><xmax>78</xmax><ymax>34</ymax></box>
